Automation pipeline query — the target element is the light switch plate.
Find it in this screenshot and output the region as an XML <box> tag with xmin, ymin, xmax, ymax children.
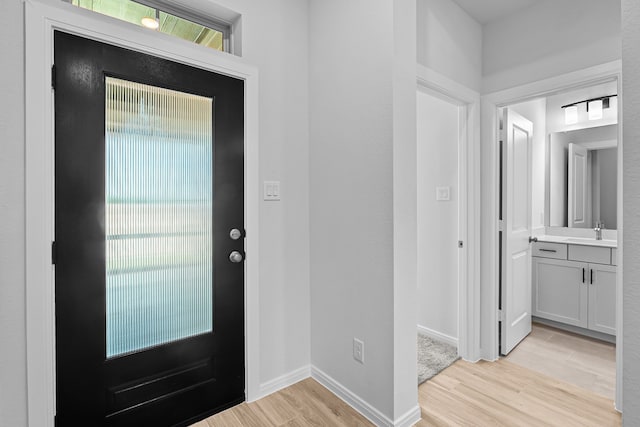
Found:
<box><xmin>264</xmin><ymin>181</ymin><xmax>281</xmax><ymax>201</ymax></box>
<box><xmin>436</xmin><ymin>186</ymin><xmax>450</xmax><ymax>201</ymax></box>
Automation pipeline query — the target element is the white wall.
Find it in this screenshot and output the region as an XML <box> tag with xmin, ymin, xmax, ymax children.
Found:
<box><xmin>392</xmin><ymin>0</ymin><xmax>420</xmax><ymax>420</ymax></box>
<box><xmin>509</xmin><ymin>98</ymin><xmax>547</xmax><ymax>230</ymax></box>
<box><xmin>416</xmin><ymin>0</ymin><xmax>482</xmax><ymax>93</ymax></box>
<box><xmin>483</xmin><ymin>0</ymin><xmax>621</xmax><ymax>93</ymax></box>
<box><xmin>623</xmin><ymin>0</ymin><xmax>640</xmax><ymax>422</ymax></box>
<box><xmin>416</xmin><ymin>91</ymin><xmax>459</xmax><ymax>341</ymax></box>
<box><xmin>309</xmin><ymin>0</ymin><xmax>396</xmax><ymax>418</ymax></box>
<box><xmin>223</xmin><ymin>0</ymin><xmax>312</xmax><ymax>387</ymax></box>
<box><xmin>0</xmin><ymin>0</ymin><xmax>27</xmax><ymax>425</ymax></box>
<box><xmin>1</xmin><ymin>0</ymin><xmax>311</xmax><ymax>422</ymax></box>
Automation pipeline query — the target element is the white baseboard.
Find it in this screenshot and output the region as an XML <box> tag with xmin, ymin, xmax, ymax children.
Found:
<box><xmin>254</xmin><ymin>365</ymin><xmax>310</xmax><ymax>402</ymax></box>
<box><xmin>393</xmin><ymin>405</ymin><xmax>422</xmax><ymax>427</ymax></box>
<box><xmin>417</xmin><ymin>325</ymin><xmax>458</xmax><ymax>348</ymax></box>
<box><xmin>258</xmin><ymin>365</ymin><xmax>421</xmax><ymax>426</ymax></box>
<box><xmin>311</xmin><ymin>365</ymin><xmax>394</xmax><ymax>426</ymax></box>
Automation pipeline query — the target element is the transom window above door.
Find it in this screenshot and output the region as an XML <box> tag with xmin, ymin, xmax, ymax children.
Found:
<box><xmin>70</xmin><ymin>0</ymin><xmax>230</xmax><ymax>52</ymax></box>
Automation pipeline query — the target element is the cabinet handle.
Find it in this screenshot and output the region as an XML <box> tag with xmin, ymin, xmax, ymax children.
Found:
<box><xmin>539</xmin><ymin>249</ymin><xmax>557</xmax><ymax>253</ymax></box>
<box><xmin>591</xmin><ymin>269</ymin><xmax>594</xmax><ymax>285</ymax></box>
<box><xmin>582</xmin><ymin>268</ymin><xmax>585</xmax><ymax>283</ymax></box>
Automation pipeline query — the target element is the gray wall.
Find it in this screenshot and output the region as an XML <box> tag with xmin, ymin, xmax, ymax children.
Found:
<box><xmin>309</xmin><ymin>0</ymin><xmax>396</xmax><ymax>417</ymax></box>
<box><xmin>0</xmin><ymin>0</ymin><xmax>27</xmax><ymax>425</ymax></box>
<box><xmin>623</xmin><ymin>0</ymin><xmax>640</xmax><ymax>422</ymax></box>
<box><xmin>416</xmin><ymin>0</ymin><xmax>482</xmax><ymax>92</ymax></box>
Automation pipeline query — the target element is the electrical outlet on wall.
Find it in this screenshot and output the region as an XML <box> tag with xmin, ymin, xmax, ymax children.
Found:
<box><xmin>353</xmin><ymin>338</ymin><xmax>364</xmax><ymax>364</ymax></box>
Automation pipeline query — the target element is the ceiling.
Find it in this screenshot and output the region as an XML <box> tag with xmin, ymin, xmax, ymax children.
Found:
<box><xmin>451</xmin><ymin>0</ymin><xmax>543</xmax><ymax>25</ymax></box>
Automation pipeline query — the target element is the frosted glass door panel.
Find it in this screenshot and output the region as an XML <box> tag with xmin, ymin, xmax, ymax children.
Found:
<box><xmin>105</xmin><ymin>77</ymin><xmax>213</xmax><ymax>358</ymax></box>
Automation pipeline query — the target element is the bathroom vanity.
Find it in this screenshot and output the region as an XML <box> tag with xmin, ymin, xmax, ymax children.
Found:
<box><xmin>532</xmin><ymin>236</ymin><xmax>616</xmax><ymax>336</ymax></box>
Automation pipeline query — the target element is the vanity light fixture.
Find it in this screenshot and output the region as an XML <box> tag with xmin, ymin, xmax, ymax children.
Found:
<box><xmin>588</xmin><ymin>99</ymin><xmax>603</xmax><ymax>120</ymax></box>
<box><xmin>564</xmin><ymin>105</ymin><xmax>578</xmax><ymax>125</ymax></box>
<box><xmin>561</xmin><ymin>94</ymin><xmax>616</xmax><ymax>125</ymax></box>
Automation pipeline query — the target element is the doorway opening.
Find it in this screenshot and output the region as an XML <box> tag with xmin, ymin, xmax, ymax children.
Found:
<box><xmin>416</xmin><ymin>88</ymin><xmax>462</xmax><ymax>384</ymax></box>
<box><xmin>497</xmin><ymin>78</ymin><xmax>620</xmax><ymax>403</ymax></box>
<box><xmin>416</xmin><ymin>89</ymin><xmax>460</xmax><ymax>348</ymax></box>
<box><xmin>415</xmin><ymin>65</ymin><xmax>482</xmax><ymax>370</ymax></box>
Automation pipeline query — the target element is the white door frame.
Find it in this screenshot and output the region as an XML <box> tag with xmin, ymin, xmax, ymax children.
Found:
<box><xmin>25</xmin><ymin>2</ymin><xmax>260</xmax><ymax>425</ymax></box>
<box><xmin>416</xmin><ymin>65</ymin><xmax>481</xmax><ymax>362</ymax></box>
<box><xmin>480</xmin><ymin>60</ymin><xmax>623</xmax><ymax>411</ymax></box>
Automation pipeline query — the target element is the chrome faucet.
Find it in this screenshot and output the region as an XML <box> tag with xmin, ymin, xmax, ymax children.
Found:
<box><xmin>595</xmin><ymin>221</ymin><xmax>604</xmax><ymax>240</ymax></box>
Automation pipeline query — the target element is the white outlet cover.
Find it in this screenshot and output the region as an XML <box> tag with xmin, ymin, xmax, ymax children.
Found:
<box><xmin>353</xmin><ymin>338</ymin><xmax>364</xmax><ymax>364</ymax></box>
<box><xmin>436</xmin><ymin>186</ymin><xmax>451</xmax><ymax>201</ymax></box>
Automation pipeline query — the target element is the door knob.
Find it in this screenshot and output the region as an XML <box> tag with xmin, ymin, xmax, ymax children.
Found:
<box><xmin>529</xmin><ymin>236</ymin><xmax>538</xmax><ymax>243</ymax></box>
<box><xmin>229</xmin><ymin>228</ymin><xmax>244</xmax><ymax>240</ymax></box>
<box><xmin>229</xmin><ymin>251</ymin><xmax>244</xmax><ymax>263</ymax></box>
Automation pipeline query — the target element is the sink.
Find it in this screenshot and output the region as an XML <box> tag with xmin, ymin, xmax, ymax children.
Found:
<box><xmin>563</xmin><ymin>237</ymin><xmax>617</xmax><ymax>247</ymax></box>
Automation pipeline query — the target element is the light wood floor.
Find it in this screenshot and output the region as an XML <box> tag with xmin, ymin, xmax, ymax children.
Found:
<box><xmin>191</xmin><ymin>378</ymin><xmax>372</xmax><ymax>427</ymax></box>
<box><xmin>416</xmin><ymin>359</ymin><xmax>620</xmax><ymax>426</ymax></box>
<box><xmin>505</xmin><ymin>323</ymin><xmax>616</xmax><ymax>399</ymax></box>
<box><xmin>194</xmin><ymin>356</ymin><xmax>620</xmax><ymax>426</ymax></box>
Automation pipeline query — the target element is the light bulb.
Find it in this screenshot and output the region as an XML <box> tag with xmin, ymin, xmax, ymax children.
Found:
<box><xmin>564</xmin><ymin>106</ymin><xmax>578</xmax><ymax>125</ymax></box>
<box><xmin>588</xmin><ymin>100</ymin><xmax>603</xmax><ymax>121</ymax></box>
<box><xmin>141</xmin><ymin>16</ymin><xmax>159</xmax><ymax>29</ymax></box>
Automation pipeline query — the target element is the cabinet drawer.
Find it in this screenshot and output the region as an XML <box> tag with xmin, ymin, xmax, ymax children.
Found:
<box><xmin>568</xmin><ymin>245</ymin><xmax>611</xmax><ymax>264</ymax></box>
<box><xmin>532</xmin><ymin>242</ymin><xmax>567</xmax><ymax>259</ymax></box>
<box><xmin>612</xmin><ymin>248</ymin><xmax>617</xmax><ymax>265</ymax></box>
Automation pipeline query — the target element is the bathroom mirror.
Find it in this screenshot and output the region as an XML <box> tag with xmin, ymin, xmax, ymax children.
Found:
<box><xmin>546</xmin><ymin>125</ymin><xmax>618</xmax><ymax>229</ymax></box>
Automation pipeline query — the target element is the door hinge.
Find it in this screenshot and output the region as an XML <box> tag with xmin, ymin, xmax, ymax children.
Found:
<box><xmin>51</xmin><ymin>64</ymin><xmax>56</xmax><ymax>90</ymax></box>
<box><xmin>51</xmin><ymin>241</ymin><xmax>57</xmax><ymax>265</ymax></box>
<box><xmin>498</xmin><ymin>220</ymin><xmax>504</xmax><ymax>231</ymax></box>
<box><xmin>498</xmin><ymin>309</ymin><xmax>505</xmax><ymax>322</ymax></box>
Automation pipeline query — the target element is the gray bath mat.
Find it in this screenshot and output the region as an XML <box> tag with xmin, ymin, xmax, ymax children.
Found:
<box><xmin>417</xmin><ymin>333</ymin><xmax>459</xmax><ymax>385</ymax></box>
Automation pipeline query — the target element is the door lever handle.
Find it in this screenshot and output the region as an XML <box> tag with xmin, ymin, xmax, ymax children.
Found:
<box><xmin>529</xmin><ymin>236</ymin><xmax>538</xmax><ymax>243</ymax></box>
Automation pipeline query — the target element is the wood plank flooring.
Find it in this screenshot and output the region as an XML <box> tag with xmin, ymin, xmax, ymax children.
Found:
<box><xmin>194</xmin><ymin>325</ymin><xmax>620</xmax><ymax>427</ymax></box>
<box><xmin>191</xmin><ymin>378</ymin><xmax>373</xmax><ymax>427</ymax></box>
<box><xmin>416</xmin><ymin>359</ymin><xmax>620</xmax><ymax>426</ymax></box>
<box><xmin>504</xmin><ymin>323</ymin><xmax>616</xmax><ymax>399</ymax></box>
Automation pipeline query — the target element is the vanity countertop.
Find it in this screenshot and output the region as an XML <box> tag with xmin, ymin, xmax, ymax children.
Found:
<box><xmin>536</xmin><ymin>235</ymin><xmax>617</xmax><ymax>248</ymax></box>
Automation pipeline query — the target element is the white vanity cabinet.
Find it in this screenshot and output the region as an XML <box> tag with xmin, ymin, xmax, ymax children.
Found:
<box><xmin>532</xmin><ymin>257</ymin><xmax>588</xmax><ymax>327</ymax></box>
<box><xmin>532</xmin><ymin>241</ymin><xmax>616</xmax><ymax>336</ymax></box>
<box><xmin>588</xmin><ymin>264</ymin><xmax>616</xmax><ymax>334</ymax></box>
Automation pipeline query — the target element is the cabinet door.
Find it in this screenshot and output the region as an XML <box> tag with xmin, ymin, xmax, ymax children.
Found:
<box><xmin>532</xmin><ymin>258</ymin><xmax>588</xmax><ymax>328</ymax></box>
<box><xmin>588</xmin><ymin>264</ymin><xmax>617</xmax><ymax>335</ymax></box>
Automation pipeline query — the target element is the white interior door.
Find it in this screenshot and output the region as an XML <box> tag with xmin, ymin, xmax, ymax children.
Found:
<box><xmin>568</xmin><ymin>143</ymin><xmax>592</xmax><ymax>228</ymax></box>
<box><xmin>501</xmin><ymin>109</ymin><xmax>533</xmax><ymax>355</ymax></box>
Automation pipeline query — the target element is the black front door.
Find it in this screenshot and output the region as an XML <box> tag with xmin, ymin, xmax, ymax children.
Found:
<box><xmin>54</xmin><ymin>31</ymin><xmax>245</xmax><ymax>426</ymax></box>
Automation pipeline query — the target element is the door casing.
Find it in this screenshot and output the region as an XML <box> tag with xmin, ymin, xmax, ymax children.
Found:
<box><xmin>25</xmin><ymin>2</ymin><xmax>260</xmax><ymax>425</ymax></box>
<box><xmin>481</xmin><ymin>61</ymin><xmax>623</xmax><ymax>411</ymax></box>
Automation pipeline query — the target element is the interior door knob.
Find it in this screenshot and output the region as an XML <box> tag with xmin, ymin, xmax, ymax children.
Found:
<box><xmin>229</xmin><ymin>251</ymin><xmax>244</xmax><ymax>263</ymax></box>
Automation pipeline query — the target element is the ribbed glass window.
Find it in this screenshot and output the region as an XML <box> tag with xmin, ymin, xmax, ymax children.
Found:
<box><xmin>105</xmin><ymin>77</ymin><xmax>213</xmax><ymax>358</ymax></box>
